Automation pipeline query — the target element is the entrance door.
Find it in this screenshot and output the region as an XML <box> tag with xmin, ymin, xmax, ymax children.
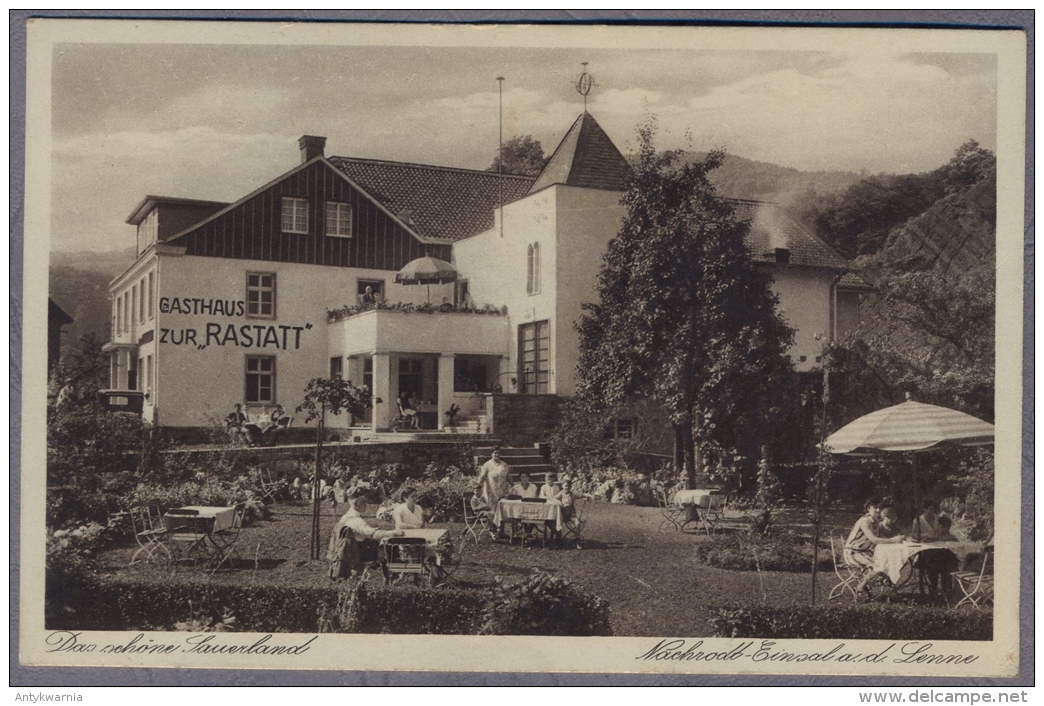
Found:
<box><xmin>518</xmin><ymin>320</ymin><xmax>550</xmax><ymax>394</ymax></box>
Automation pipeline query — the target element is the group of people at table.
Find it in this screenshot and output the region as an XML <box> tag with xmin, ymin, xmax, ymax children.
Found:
<box><xmin>328</xmin><ymin>446</ymin><xmax>575</xmax><ymax>554</ymax></box>
<box><xmin>224</xmin><ymin>403</ymin><xmax>292</xmax><ymax>446</ymax></box>
<box><xmin>844</xmin><ymin>497</ymin><xmax>966</xmax><ymax>599</ymax></box>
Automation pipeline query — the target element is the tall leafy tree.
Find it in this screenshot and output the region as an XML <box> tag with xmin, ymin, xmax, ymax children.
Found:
<box><xmin>488</xmin><ymin>135</ymin><xmax>548</xmax><ymax>177</ymax></box>
<box><xmin>574</xmin><ymin>124</ymin><xmax>794</xmax><ymax>487</ymax></box>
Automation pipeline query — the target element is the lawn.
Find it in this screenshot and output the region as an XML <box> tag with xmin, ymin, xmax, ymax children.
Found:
<box><xmin>95</xmin><ymin>499</ymin><xmax>857</xmax><ymax>636</ymax></box>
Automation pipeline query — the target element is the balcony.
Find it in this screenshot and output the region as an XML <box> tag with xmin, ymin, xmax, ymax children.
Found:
<box><xmin>328</xmin><ymin>305</ymin><xmax>510</xmax><ymax>357</ymax></box>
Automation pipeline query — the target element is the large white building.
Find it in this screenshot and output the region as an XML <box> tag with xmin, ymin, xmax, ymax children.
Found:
<box><xmin>104</xmin><ymin>112</ymin><xmax>864</xmax><ymax>435</ymax></box>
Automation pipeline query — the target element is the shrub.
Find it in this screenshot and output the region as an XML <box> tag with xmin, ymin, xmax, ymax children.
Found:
<box><xmin>695</xmin><ymin>531</ymin><xmax>825</xmax><ymax>572</ymax></box>
<box><xmin>481</xmin><ymin>570</ymin><xmax>612</xmax><ymax>636</ymax></box>
<box><xmin>343</xmin><ymin>584</ymin><xmax>487</xmax><ymax>634</ymax></box>
<box><xmin>710</xmin><ymin>603</ymin><xmax>992</xmax><ymax>641</ymax></box>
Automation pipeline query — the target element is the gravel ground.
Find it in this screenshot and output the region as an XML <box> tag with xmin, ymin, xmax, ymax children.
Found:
<box><xmin>96</xmin><ymin>500</ymin><xmax>857</xmax><ymax>636</ymax></box>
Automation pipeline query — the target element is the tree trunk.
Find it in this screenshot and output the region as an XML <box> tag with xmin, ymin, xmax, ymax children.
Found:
<box><xmin>678</xmin><ymin>415</ymin><xmax>697</xmax><ymax>489</ymax></box>
<box><xmin>673</xmin><ymin>424</ymin><xmax>684</xmax><ymax>482</ymax></box>
<box><xmin>310</xmin><ymin>407</ymin><xmax>325</xmax><ymax>560</ymax></box>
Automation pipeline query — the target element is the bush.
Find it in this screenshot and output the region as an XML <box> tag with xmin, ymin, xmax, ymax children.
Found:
<box><xmin>710</xmin><ymin>603</ymin><xmax>992</xmax><ymax>641</ymax></box>
<box><xmin>695</xmin><ymin>531</ymin><xmax>824</xmax><ymax>572</ymax></box>
<box><xmin>481</xmin><ymin>571</ymin><xmax>612</xmax><ymax>636</ymax></box>
<box><xmin>49</xmin><ymin>574</ymin><xmax>490</xmax><ymax>635</ymax></box>
<box><xmin>344</xmin><ymin>584</ymin><xmax>487</xmax><ymax>634</ymax></box>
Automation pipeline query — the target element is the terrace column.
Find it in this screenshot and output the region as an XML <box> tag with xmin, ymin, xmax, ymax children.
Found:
<box><xmin>437</xmin><ymin>353</ymin><xmax>455</xmax><ymax>430</ymax></box>
<box><xmin>371</xmin><ymin>352</ymin><xmax>392</xmax><ymax>432</ymax></box>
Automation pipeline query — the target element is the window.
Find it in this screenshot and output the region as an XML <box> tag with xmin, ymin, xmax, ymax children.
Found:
<box><xmin>281</xmin><ymin>197</ymin><xmax>309</xmax><ymax>234</ymax></box>
<box><xmin>146</xmin><ymin>355</ymin><xmax>154</xmax><ymax>394</ymax></box>
<box><xmin>246</xmin><ymin>356</ymin><xmax>276</xmax><ymax>403</ymax></box>
<box><xmin>325</xmin><ymin>201</ymin><xmax>352</xmax><ymax>238</ymax></box>
<box><xmin>518</xmin><ymin>320</ymin><xmax>550</xmax><ymax>394</ymax></box>
<box><xmin>139</xmin><ymin>277</ymin><xmax>146</xmax><ymax>323</ymax></box>
<box><xmin>363</xmin><ymin>357</ymin><xmax>373</xmax><ymax>392</ymax></box>
<box><xmin>357</xmin><ymin>278</ymin><xmax>384</xmax><ymax>304</ymax></box>
<box><xmin>246</xmin><ymin>272</ymin><xmax>276</xmax><ymax>318</ymax></box>
<box><xmin>398</xmin><ymin>358</ymin><xmax>422</xmax><ymax>397</ymax></box>
<box><xmin>604</xmin><ymin>418</ymin><xmax>637</xmax><ymax>440</ymax></box>
<box><xmin>124</xmin><ymin>292</ymin><xmax>130</xmax><ymax>332</ymax></box>
<box><xmin>454</xmin><ymin>357</ymin><xmax>487</xmax><ymax>393</ymax></box>
<box><xmin>329</xmin><ymin>356</ymin><xmax>343</xmax><ymax>379</ymax></box>
<box><xmin>116</xmin><ymin>297</ymin><xmax>123</xmax><ymax>335</ymax></box>
<box><xmin>131</xmin><ymin>286</ymin><xmax>138</xmax><ymax>331</ymax></box>
<box><xmin>148</xmin><ymin>272</ymin><xmax>155</xmax><ymax>319</ymax></box>
<box><xmin>526</xmin><ymin>242</ymin><xmax>541</xmax><ymax>295</ymax></box>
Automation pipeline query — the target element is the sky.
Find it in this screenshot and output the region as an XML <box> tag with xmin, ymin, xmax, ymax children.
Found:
<box><xmin>47</xmin><ymin>37</ymin><xmax>998</xmax><ymax>253</ymax></box>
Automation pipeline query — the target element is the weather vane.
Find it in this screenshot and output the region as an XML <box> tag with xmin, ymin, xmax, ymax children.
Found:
<box><xmin>575</xmin><ymin>62</ymin><xmax>594</xmax><ymax>111</ymax></box>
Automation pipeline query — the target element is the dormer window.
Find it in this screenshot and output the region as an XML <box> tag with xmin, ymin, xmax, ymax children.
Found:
<box><xmin>281</xmin><ymin>197</ymin><xmax>309</xmax><ymax>234</ymax></box>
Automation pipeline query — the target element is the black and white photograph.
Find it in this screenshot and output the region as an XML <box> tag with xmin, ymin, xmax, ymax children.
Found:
<box><xmin>18</xmin><ymin>18</ymin><xmax>1027</xmax><ymax>678</ymax></box>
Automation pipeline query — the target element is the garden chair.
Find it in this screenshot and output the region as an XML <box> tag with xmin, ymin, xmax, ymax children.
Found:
<box><xmin>828</xmin><ymin>534</ymin><xmax>865</xmax><ymax>601</ymax></box>
<box><xmin>462</xmin><ymin>492</ymin><xmax>496</xmax><ymax>544</ymax></box>
<box><xmin>698</xmin><ymin>491</ymin><xmax>728</xmax><ymax>535</ymax></box>
<box><xmin>381</xmin><ymin>536</ymin><xmax>431</xmax><ymax>586</ymax></box>
<box><xmin>259</xmin><ymin>468</ymin><xmax>284</xmax><ymax>504</ymax></box>
<box><xmin>210</xmin><ymin>503</ymin><xmax>247</xmax><ymax>573</ymax></box>
<box><xmin>129</xmin><ymin>504</ymin><xmax>170</xmax><ymax>565</ymax></box>
<box><xmin>656</xmin><ymin>486</ymin><xmax>685</xmax><ymax>533</ymax></box>
<box><xmin>952</xmin><ymin>544</ymin><xmax>994</xmax><ymax>608</ymax></box>
<box><xmin>560</xmin><ymin>496</ymin><xmax>589</xmax><ymax>549</ymax></box>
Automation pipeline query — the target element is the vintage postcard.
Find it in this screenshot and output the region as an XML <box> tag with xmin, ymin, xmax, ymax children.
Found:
<box><xmin>18</xmin><ymin>18</ymin><xmax>1026</xmax><ymax>679</ymax></box>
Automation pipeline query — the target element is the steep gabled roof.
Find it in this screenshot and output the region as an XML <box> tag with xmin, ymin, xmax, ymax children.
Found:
<box><xmin>528</xmin><ymin>112</ymin><xmax>631</xmax><ymax>195</ymax></box>
<box><xmin>329</xmin><ymin>157</ymin><xmax>534</xmax><ymax>242</ymax></box>
<box><xmin>731</xmin><ymin>199</ymin><xmax>850</xmax><ymax>271</ymax></box>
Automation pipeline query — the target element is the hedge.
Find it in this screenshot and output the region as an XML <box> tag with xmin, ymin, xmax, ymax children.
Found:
<box><xmin>47</xmin><ymin>572</ymin><xmax>611</xmax><ymax>636</ymax></box>
<box><xmin>710</xmin><ymin>603</ymin><xmax>992</xmax><ymax>641</ymax></box>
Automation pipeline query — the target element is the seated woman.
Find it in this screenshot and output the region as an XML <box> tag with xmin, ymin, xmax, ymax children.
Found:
<box><xmin>847</xmin><ymin>503</ymin><xmax>905</xmax><ymax>596</ymax></box>
<box><xmin>510</xmin><ymin>472</ymin><xmax>539</xmax><ymax>499</ymax></box>
<box><xmin>392</xmin><ymin>488</ymin><xmax>427</xmax><ymax>530</ymax></box>
<box><xmin>909</xmin><ymin>500</ymin><xmax>941</xmax><ymax>540</ymax></box>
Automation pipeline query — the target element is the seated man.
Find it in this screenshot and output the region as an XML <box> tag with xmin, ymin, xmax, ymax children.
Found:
<box><xmin>909</xmin><ymin>500</ymin><xmax>941</xmax><ymax>540</ymax></box>
<box><xmin>510</xmin><ymin>472</ymin><xmax>539</xmax><ymax>499</ymax></box>
<box><xmin>392</xmin><ymin>488</ymin><xmax>427</xmax><ymax>530</ymax></box>
<box><xmin>225</xmin><ymin>404</ymin><xmax>250</xmax><ymax>445</ymax></box>
<box><xmin>332</xmin><ymin>488</ymin><xmax>404</xmax><ymax>567</ymax></box>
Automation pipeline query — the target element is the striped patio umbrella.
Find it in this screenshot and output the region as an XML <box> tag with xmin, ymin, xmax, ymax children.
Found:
<box><xmin>822</xmin><ymin>398</ymin><xmax>994</xmax><ymax>455</ymax></box>
<box><xmin>395</xmin><ymin>256</ymin><xmax>458</xmax><ymax>285</ymax></box>
<box><xmin>822</xmin><ymin>396</ymin><xmax>994</xmax><ymax>541</ymax></box>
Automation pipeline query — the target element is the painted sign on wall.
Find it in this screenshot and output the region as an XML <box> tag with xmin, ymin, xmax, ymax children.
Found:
<box><xmin>159</xmin><ymin>296</ymin><xmax>314</xmax><ymax>351</ymax></box>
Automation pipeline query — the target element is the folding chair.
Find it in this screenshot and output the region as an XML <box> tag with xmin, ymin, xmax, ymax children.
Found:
<box><xmin>129</xmin><ymin>504</ymin><xmax>170</xmax><ymax>565</ymax></box>
<box><xmin>828</xmin><ymin>535</ymin><xmax>865</xmax><ymax>601</ymax></box>
<box><xmin>462</xmin><ymin>492</ymin><xmax>496</xmax><ymax>544</ymax></box>
<box><xmin>656</xmin><ymin>486</ymin><xmax>686</xmax><ymax>533</ymax></box>
<box><xmin>699</xmin><ymin>491</ymin><xmax>727</xmax><ymax>535</ymax></box>
<box><xmin>210</xmin><ymin>503</ymin><xmax>247</xmax><ymax>573</ymax></box>
<box><xmin>259</xmin><ymin>468</ymin><xmax>284</xmax><ymax>504</ymax></box>
<box><xmin>952</xmin><ymin>544</ymin><xmax>994</xmax><ymax>608</ymax></box>
<box><xmin>381</xmin><ymin>536</ymin><xmax>431</xmax><ymax>586</ymax></box>
<box><xmin>560</xmin><ymin>497</ymin><xmax>589</xmax><ymax>549</ymax></box>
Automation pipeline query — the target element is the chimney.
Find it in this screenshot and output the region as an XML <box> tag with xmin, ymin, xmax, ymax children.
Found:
<box><xmin>773</xmin><ymin>247</ymin><xmax>790</xmax><ymax>265</ymax></box>
<box><xmin>299</xmin><ymin>135</ymin><xmax>327</xmax><ymax>163</ymax></box>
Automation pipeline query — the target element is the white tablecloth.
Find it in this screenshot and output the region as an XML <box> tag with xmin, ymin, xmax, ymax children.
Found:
<box><xmin>495</xmin><ymin>499</ymin><xmax>564</xmax><ymax>532</ymax></box>
<box><xmin>171</xmin><ymin>505</ymin><xmax>236</xmax><ymax>532</ymax></box>
<box><xmin>673</xmin><ymin>489</ymin><xmax>719</xmax><ymax>508</ymax></box>
<box><xmin>873</xmin><ymin>541</ymin><xmax>979</xmax><ymax>584</ymax></box>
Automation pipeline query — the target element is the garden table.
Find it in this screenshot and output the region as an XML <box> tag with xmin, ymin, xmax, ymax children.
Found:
<box><xmin>494</xmin><ymin>499</ymin><xmax>563</xmax><ymax>546</ymax></box>
<box><xmin>380</xmin><ymin>529</ymin><xmax>449</xmax><ymax>585</ymax></box>
<box><xmin>163</xmin><ymin>506</ymin><xmax>237</xmax><ymax>565</ymax></box>
<box><xmin>672</xmin><ymin>489</ymin><xmax>721</xmax><ymax>527</ymax></box>
<box><xmin>873</xmin><ymin>540</ymin><xmax>979</xmax><ymax>595</ymax></box>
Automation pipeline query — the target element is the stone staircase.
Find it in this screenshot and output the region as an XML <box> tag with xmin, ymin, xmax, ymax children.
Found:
<box><xmin>473</xmin><ymin>443</ymin><xmax>554</xmax><ymax>484</ymax></box>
